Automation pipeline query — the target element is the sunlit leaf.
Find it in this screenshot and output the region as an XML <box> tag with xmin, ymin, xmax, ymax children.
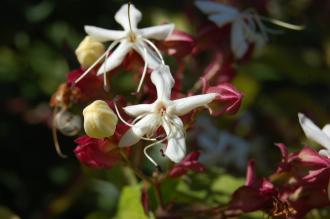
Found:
<box><xmin>114</xmin><ymin>185</ymin><xmax>148</xmax><ymax>219</ymax></box>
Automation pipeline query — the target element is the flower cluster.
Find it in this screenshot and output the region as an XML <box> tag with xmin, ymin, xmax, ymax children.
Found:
<box><xmin>50</xmin><ymin>2</ymin><xmax>242</xmax><ymax>168</ymax></box>
<box><xmin>48</xmin><ymin>1</ymin><xmax>329</xmax><ymax>218</ymax></box>
<box><xmin>226</xmin><ymin>114</ymin><xmax>330</xmax><ymax>218</ymax></box>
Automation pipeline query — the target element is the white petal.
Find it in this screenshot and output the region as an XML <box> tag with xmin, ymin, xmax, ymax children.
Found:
<box><xmin>134</xmin><ymin>42</ymin><xmax>162</xmax><ymax>70</ymax></box>
<box><xmin>119</xmin><ymin>114</ymin><xmax>161</xmax><ymax>147</ymax></box>
<box><xmin>209</xmin><ymin>13</ymin><xmax>237</xmax><ymax>27</ymax></box>
<box><xmin>139</xmin><ymin>23</ymin><xmax>175</xmax><ymax>40</ymax></box>
<box><xmin>251</xmin><ymin>33</ymin><xmax>266</xmax><ymax>49</ymax></box>
<box><xmin>170</xmin><ymin>93</ymin><xmax>217</xmax><ymax>116</ymax></box>
<box><xmin>84</xmin><ymin>26</ymin><xmax>125</xmax><ymax>42</ymax></box>
<box><xmin>163</xmin><ymin>116</ymin><xmax>186</xmax><ymax>163</ymax></box>
<box><xmin>150</xmin><ymin>65</ymin><xmax>174</xmax><ymax>100</ymax></box>
<box><xmin>123</xmin><ymin>104</ymin><xmax>153</xmax><ymax>117</ymax></box>
<box><xmin>195</xmin><ymin>0</ymin><xmax>238</xmax><ymax>15</ymax></box>
<box><xmin>231</xmin><ymin>19</ymin><xmax>248</xmax><ymax>59</ymax></box>
<box><xmin>322</xmin><ymin>124</ymin><xmax>330</xmax><ymax>138</ymax></box>
<box><xmin>319</xmin><ymin>149</ymin><xmax>330</xmax><ymax>158</ymax></box>
<box><xmin>115</xmin><ymin>3</ymin><xmax>142</xmax><ymax>30</ymax></box>
<box><xmin>298</xmin><ymin>113</ymin><xmax>330</xmax><ymax>150</ymax></box>
<box><xmin>97</xmin><ymin>42</ymin><xmax>132</xmax><ymax>75</ymax></box>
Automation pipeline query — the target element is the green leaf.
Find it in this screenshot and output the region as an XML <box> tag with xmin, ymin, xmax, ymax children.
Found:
<box><xmin>211</xmin><ymin>174</ymin><xmax>245</xmax><ymax>203</ymax></box>
<box><xmin>114</xmin><ymin>185</ymin><xmax>148</xmax><ymax>219</ymax></box>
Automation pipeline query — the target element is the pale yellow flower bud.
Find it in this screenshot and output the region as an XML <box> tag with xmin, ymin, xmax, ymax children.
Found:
<box><xmin>83</xmin><ymin>100</ymin><xmax>118</xmax><ymax>139</ymax></box>
<box><xmin>75</xmin><ymin>36</ymin><xmax>105</xmax><ymax>68</ymax></box>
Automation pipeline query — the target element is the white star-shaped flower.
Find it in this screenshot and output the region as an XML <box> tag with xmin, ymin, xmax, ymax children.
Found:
<box><xmin>195</xmin><ymin>0</ymin><xmax>303</xmax><ymax>59</ymax></box>
<box><xmin>298</xmin><ymin>113</ymin><xmax>330</xmax><ymax>158</ymax></box>
<box><xmin>116</xmin><ymin>65</ymin><xmax>218</xmax><ymax>163</ymax></box>
<box><xmin>85</xmin><ymin>3</ymin><xmax>174</xmax><ymax>74</ymax></box>
<box><xmin>298</xmin><ymin>113</ymin><xmax>330</xmax><ymax>201</ymax></box>
<box><xmin>195</xmin><ymin>116</ymin><xmax>249</xmax><ymax>170</ymax></box>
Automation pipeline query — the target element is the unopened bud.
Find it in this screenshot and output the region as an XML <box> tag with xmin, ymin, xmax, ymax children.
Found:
<box><xmin>75</xmin><ymin>36</ymin><xmax>105</xmax><ymax>68</ymax></box>
<box><xmin>206</xmin><ymin>83</ymin><xmax>243</xmax><ymax>116</ymax></box>
<box><xmin>83</xmin><ymin>100</ymin><xmax>118</xmax><ymax>139</ymax></box>
<box><xmin>55</xmin><ymin>111</ymin><xmax>82</xmax><ymax>136</ymax></box>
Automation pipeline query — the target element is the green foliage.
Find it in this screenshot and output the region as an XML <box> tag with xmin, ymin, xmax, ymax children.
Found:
<box><xmin>114</xmin><ymin>185</ymin><xmax>148</xmax><ymax>219</ymax></box>
<box><xmin>211</xmin><ymin>174</ymin><xmax>245</xmax><ymax>203</ymax></box>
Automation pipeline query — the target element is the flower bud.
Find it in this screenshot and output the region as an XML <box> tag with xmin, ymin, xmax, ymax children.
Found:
<box><xmin>55</xmin><ymin>110</ymin><xmax>82</xmax><ymax>136</ymax></box>
<box><xmin>206</xmin><ymin>83</ymin><xmax>243</xmax><ymax>115</ymax></box>
<box><xmin>75</xmin><ymin>36</ymin><xmax>105</xmax><ymax>68</ymax></box>
<box><xmin>83</xmin><ymin>100</ymin><xmax>118</xmax><ymax>139</ymax></box>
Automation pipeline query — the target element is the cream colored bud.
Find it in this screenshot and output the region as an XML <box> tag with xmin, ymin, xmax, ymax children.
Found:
<box><xmin>83</xmin><ymin>100</ymin><xmax>118</xmax><ymax>139</ymax></box>
<box><xmin>75</xmin><ymin>36</ymin><xmax>105</xmax><ymax>68</ymax></box>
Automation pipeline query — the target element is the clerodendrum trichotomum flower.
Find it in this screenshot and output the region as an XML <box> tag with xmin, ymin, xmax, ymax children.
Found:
<box><xmin>116</xmin><ymin>65</ymin><xmax>218</xmax><ymax>164</ymax></box>
<box><xmin>298</xmin><ymin>113</ymin><xmax>330</xmax><ymax>158</ymax></box>
<box><xmin>195</xmin><ymin>0</ymin><xmax>304</xmax><ymax>59</ymax></box>
<box><xmin>75</xmin><ymin>3</ymin><xmax>174</xmax><ymax>92</ymax></box>
<box><xmin>298</xmin><ymin>113</ymin><xmax>330</xmax><ymax>200</ymax></box>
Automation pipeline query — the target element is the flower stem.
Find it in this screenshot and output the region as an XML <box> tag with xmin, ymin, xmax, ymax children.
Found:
<box><xmin>122</xmin><ymin>166</ymin><xmax>138</xmax><ymax>185</ymax></box>
<box><xmin>119</xmin><ymin>149</ymin><xmax>152</xmax><ymax>184</ymax></box>
<box><xmin>119</xmin><ymin>149</ymin><xmax>165</xmax><ymax>210</ymax></box>
<box><xmin>153</xmin><ymin>171</ymin><xmax>165</xmax><ymax>209</ymax></box>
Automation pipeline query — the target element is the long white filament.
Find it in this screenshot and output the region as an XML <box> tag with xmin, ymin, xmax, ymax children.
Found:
<box><xmin>74</xmin><ymin>39</ymin><xmax>121</xmax><ymax>85</ymax></box>
<box><xmin>52</xmin><ymin>108</ymin><xmax>67</xmax><ymax>158</ymax></box>
<box><xmin>252</xmin><ymin>13</ymin><xmax>268</xmax><ymax>41</ymax></box>
<box><xmin>136</xmin><ymin>47</ymin><xmax>148</xmax><ymax>93</ymax></box>
<box><xmin>114</xmin><ymin>102</ymin><xmax>157</xmax><ymax>141</ymax></box>
<box><xmin>143</xmin><ymin>38</ymin><xmax>165</xmax><ymax>64</ymax></box>
<box><xmin>260</xmin><ymin>16</ymin><xmax>305</xmax><ymax>31</ymax></box>
<box><xmin>143</xmin><ymin>116</ymin><xmax>174</xmax><ymax>169</ymax></box>
<box><xmin>114</xmin><ymin>102</ymin><xmax>134</xmax><ymax>127</ymax></box>
<box><xmin>134</xmin><ymin>39</ymin><xmax>165</xmax><ymax>93</ymax></box>
<box><xmin>240</xmin><ymin>9</ymin><xmax>304</xmax><ymax>46</ymax></box>
<box><xmin>103</xmin><ymin>41</ymin><xmax>116</xmax><ymax>92</ymax></box>
<box><xmin>128</xmin><ymin>2</ymin><xmax>133</xmax><ymax>32</ymax></box>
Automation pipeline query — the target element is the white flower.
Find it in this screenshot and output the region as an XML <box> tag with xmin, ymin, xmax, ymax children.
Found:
<box><xmin>116</xmin><ymin>65</ymin><xmax>218</xmax><ymax>163</ymax></box>
<box><xmin>195</xmin><ymin>116</ymin><xmax>249</xmax><ymax>171</ymax></box>
<box><xmin>298</xmin><ymin>113</ymin><xmax>330</xmax><ymax>201</ymax></box>
<box><xmin>74</xmin><ymin>3</ymin><xmax>174</xmax><ymax>92</ymax></box>
<box><xmin>195</xmin><ymin>0</ymin><xmax>303</xmax><ymax>59</ymax></box>
<box><xmin>84</xmin><ymin>3</ymin><xmax>174</xmax><ymax>74</ymax></box>
<box><xmin>298</xmin><ymin>113</ymin><xmax>330</xmax><ymax>158</ymax></box>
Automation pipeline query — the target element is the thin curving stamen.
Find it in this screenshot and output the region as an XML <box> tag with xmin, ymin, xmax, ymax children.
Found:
<box><xmin>143</xmin><ymin>39</ymin><xmax>165</xmax><ymax>64</ymax></box>
<box><xmin>74</xmin><ymin>39</ymin><xmax>121</xmax><ymax>85</ymax></box>
<box><xmin>136</xmin><ymin>47</ymin><xmax>148</xmax><ymax>93</ymax></box>
<box><xmin>128</xmin><ymin>2</ymin><xmax>133</xmax><ymax>32</ymax></box>
<box><xmin>114</xmin><ymin>102</ymin><xmax>158</xmax><ymax>141</ymax></box>
<box><xmin>52</xmin><ymin>109</ymin><xmax>67</xmax><ymax>158</ymax></box>
<box><xmin>260</xmin><ymin>16</ymin><xmax>305</xmax><ymax>31</ymax></box>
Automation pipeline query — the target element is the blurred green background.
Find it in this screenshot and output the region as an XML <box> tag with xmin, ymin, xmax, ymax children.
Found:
<box><xmin>1</xmin><ymin>0</ymin><xmax>330</xmax><ymax>218</ymax></box>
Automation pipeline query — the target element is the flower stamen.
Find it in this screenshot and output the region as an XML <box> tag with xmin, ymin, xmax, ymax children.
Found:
<box><xmin>143</xmin><ymin>117</ymin><xmax>174</xmax><ymax>170</ymax></box>
<box><xmin>128</xmin><ymin>2</ymin><xmax>133</xmax><ymax>33</ymax></box>
<box><xmin>136</xmin><ymin>47</ymin><xmax>148</xmax><ymax>93</ymax></box>
<box><xmin>114</xmin><ymin>102</ymin><xmax>135</xmax><ymax>127</ymax></box>
<box><xmin>52</xmin><ymin>108</ymin><xmax>67</xmax><ymax>158</ymax></box>
<box><xmin>143</xmin><ymin>38</ymin><xmax>165</xmax><ymax>64</ymax></box>
<box><xmin>74</xmin><ymin>39</ymin><xmax>121</xmax><ymax>86</ymax></box>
